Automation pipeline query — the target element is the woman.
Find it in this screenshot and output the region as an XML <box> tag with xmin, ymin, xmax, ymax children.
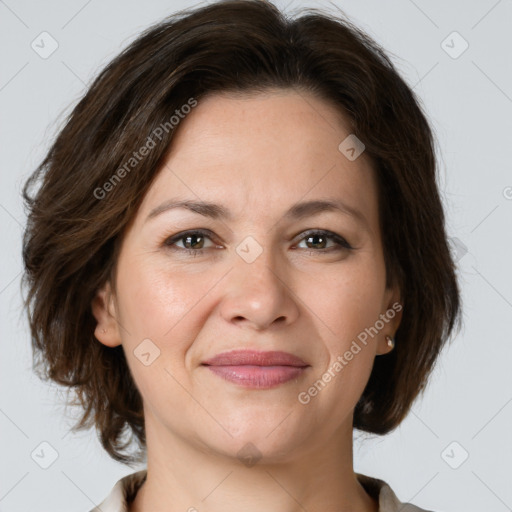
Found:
<box><xmin>21</xmin><ymin>1</ymin><xmax>461</xmax><ymax>511</ymax></box>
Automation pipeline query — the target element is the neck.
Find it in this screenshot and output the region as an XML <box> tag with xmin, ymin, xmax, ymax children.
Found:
<box><xmin>130</xmin><ymin>416</ymin><xmax>378</xmax><ymax>512</ymax></box>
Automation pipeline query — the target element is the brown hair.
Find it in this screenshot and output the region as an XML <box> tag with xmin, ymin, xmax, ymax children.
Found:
<box><xmin>22</xmin><ymin>0</ymin><xmax>461</xmax><ymax>464</ymax></box>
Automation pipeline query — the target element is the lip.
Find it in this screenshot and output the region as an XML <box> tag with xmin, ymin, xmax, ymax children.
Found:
<box><xmin>202</xmin><ymin>350</ymin><xmax>310</xmax><ymax>389</ymax></box>
<box><xmin>202</xmin><ymin>350</ymin><xmax>308</xmax><ymax>367</ymax></box>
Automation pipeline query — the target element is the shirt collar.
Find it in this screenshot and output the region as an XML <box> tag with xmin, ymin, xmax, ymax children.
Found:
<box><xmin>90</xmin><ymin>469</ymin><xmax>431</xmax><ymax>512</ymax></box>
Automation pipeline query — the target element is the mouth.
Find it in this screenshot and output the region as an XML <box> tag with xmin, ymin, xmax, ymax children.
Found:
<box><xmin>201</xmin><ymin>350</ymin><xmax>310</xmax><ymax>389</ymax></box>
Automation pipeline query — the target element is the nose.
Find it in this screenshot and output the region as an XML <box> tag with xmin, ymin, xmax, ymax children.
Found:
<box><xmin>219</xmin><ymin>248</ymin><xmax>300</xmax><ymax>331</ymax></box>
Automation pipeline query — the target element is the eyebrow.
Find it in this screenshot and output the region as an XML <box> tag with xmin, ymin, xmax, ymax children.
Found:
<box><xmin>146</xmin><ymin>198</ymin><xmax>369</xmax><ymax>228</ymax></box>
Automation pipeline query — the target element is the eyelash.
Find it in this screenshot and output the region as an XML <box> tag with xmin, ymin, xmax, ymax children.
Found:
<box><xmin>163</xmin><ymin>229</ymin><xmax>353</xmax><ymax>256</ymax></box>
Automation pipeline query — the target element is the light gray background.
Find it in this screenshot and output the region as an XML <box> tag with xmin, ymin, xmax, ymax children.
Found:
<box><xmin>1</xmin><ymin>1</ymin><xmax>511</xmax><ymax>511</ymax></box>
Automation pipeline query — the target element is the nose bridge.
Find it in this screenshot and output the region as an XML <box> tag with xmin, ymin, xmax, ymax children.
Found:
<box><xmin>233</xmin><ymin>239</ymin><xmax>285</xmax><ymax>297</ymax></box>
<box><xmin>220</xmin><ymin>236</ymin><xmax>299</xmax><ymax>329</ymax></box>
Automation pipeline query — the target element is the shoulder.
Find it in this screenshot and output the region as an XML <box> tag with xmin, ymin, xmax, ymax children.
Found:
<box><xmin>89</xmin><ymin>470</ymin><xmax>147</xmax><ymax>512</ymax></box>
<box><xmin>356</xmin><ymin>473</ymin><xmax>437</xmax><ymax>512</ymax></box>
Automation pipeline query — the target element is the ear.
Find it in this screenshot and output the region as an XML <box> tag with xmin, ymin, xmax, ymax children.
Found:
<box><xmin>91</xmin><ymin>281</ymin><xmax>122</xmax><ymax>347</ymax></box>
<box><xmin>376</xmin><ymin>282</ymin><xmax>403</xmax><ymax>356</ymax></box>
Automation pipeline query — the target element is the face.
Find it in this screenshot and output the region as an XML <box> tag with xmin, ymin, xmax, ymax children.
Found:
<box><xmin>92</xmin><ymin>89</ymin><xmax>401</xmax><ymax>463</ymax></box>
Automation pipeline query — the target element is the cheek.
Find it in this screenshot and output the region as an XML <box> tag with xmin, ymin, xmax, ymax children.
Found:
<box><xmin>305</xmin><ymin>258</ymin><xmax>387</xmax><ymax>343</ymax></box>
<box><xmin>114</xmin><ymin>258</ymin><xmax>214</xmax><ymax>418</ymax></box>
<box><xmin>302</xmin><ymin>257</ymin><xmax>385</xmax><ymax>398</ymax></box>
<box><xmin>115</xmin><ymin>255</ymin><xmax>214</xmax><ymax>344</ymax></box>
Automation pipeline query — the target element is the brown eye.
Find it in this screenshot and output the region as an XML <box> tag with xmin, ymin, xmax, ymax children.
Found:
<box><xmin>164</xmin><ymin>230</ymin><xmax>217</xmax><ymax>252</ymax></box>
<box><xmin>182</xmin><ymin>233</ymin><xmax>205</xmax><ymax>249</ymax></box>
<box><xmin>296</xmin><ymin>230</ymin><xmax>352</xmax><ymax>252</ymax></box>
<box><xmin>305</xmin><ymin>233</ymin><xmax>328</xmax><ymax>249</ymax></box>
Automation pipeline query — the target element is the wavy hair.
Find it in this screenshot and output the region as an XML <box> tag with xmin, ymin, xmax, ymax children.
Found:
<box><xmin>22</xmin><ymin>0</ymin><xmax>461</xmax><ymax>464</ymax></box>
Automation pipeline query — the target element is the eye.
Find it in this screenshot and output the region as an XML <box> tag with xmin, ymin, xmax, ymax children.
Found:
<box><xmin>295</xmin><ymin>230</ymin><xmax>352</xmax><ymax>252</ymax></box>
<box><xmin>163</xmin><ymin>228</ymin><xmax>353</xmax><ymax>256</ymax></box>
<box><xmin>164</xmin><ymin>229</ymin><xmax>219</xmax><ymax>253</ymax></box>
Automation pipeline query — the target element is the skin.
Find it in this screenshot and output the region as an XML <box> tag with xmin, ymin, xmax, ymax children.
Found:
<box><xmin>92</xmin><ymin>89</ymin><xmax>402</xmax><ymax>512</ymax></box>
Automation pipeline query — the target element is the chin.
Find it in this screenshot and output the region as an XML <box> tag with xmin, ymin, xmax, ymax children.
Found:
<box><xmin>196</xmin><ymin>414</ymin><xmax>313</xmax><ymax>465</ymax></box>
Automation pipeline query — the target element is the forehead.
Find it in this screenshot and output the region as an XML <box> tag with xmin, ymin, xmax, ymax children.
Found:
<box><xmin>169</xmin><ymin>89</ymin><xmax>356</xmax><ymax>164</ymax></box>
<box><xmin>137</xmin><ymin>90</ymin><xmax>379</xmax><ymax>229</ymax></box>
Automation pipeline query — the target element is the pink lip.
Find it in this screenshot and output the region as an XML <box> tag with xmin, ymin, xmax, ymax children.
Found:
<box><xmin>202</xmin><ymin>350</ymin><xmax>310</xmax><ymax>389</ymax></box>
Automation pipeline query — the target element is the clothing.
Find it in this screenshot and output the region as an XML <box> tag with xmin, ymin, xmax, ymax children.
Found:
<box><xmin>90</xmin><ymin>470</ymin><xmax>433</xmax><ymax>512</ymax></box>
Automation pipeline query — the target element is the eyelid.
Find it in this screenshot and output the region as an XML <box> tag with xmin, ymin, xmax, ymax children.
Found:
<box><xmin>292</xmin><ymin>229</ymin><xmax>353</xmax><ymax>250</ymax></box>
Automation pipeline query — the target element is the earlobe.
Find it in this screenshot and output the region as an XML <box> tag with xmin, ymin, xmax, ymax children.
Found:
<box><xmin>377</xmin><ymin>332</ymin><xmax>398</xmax><ymax>356</ymax></box>
<box><xmin>91</xmin><ymin>281</ymin><xmax>122</xmax><ymax>347</ymax></box>
<box><xmin>376</xmin><ymin>285</ymin><xmax>403</xmax><ymax>355</ymax></box>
